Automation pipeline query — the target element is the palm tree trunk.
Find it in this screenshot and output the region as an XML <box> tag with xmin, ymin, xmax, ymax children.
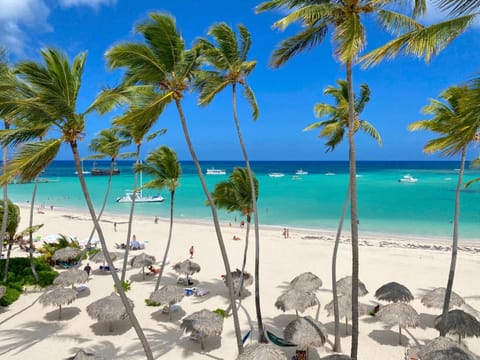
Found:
<box><xmin>238</xmin><ymin>214</ymin><xmax>251</xmax><ymax>297</ymax></box>
<box><xmin>175</xmin><ymin>98</ymin><xmax>244</xmax><ymax>354</ymax></box>
<box><xmin>28</xmin><ymin>179</ymin><xmax>40</xmax><ymax>282</ymax></box>
<box><xmin>231</xmin><ymin>84</ymin><xmax>267</xmax><ymax>343</ymax></box>
<box><xmin>0</xmin><ymin>122</ymin><xmax>10</xmax><ymax>259</ymax></box>
<box><xmin>3</xmin><ymin>242</ymin><xmax>12</xmax><ymax>282</ymax></box>
<box><xmin>439</xmin><ymin>147</ymin><xmax>465</xmax><ymax>336</ymax></box>
<box><xmin>155</xmin><ymin>190</ymin><xmax>175</xmax><ymax>291</ymax></box>
<box><xmin>70</xmin><ymin>141</ymin><xmax>153</xmax><ymax>360</ymax></box>
<box><xmin>332</xmin><ymin>184</ymin><xmax>350</xmax><ymax>352</ymax></box>
<box><xmin>121</xmin><ymin>146</ymin><xmax>140</xmax><ymax>282</ymax></box>
<box><xmin>346</xmin><ymin>61</ymin><xmax>360</xmax><ymax>360</ymax></box>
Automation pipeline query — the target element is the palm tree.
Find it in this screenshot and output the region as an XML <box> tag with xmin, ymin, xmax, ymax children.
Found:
<box><xmin>0</xmin><ymin>48</ymin><xmax>154</xmax><ymax>359</ymax></box>
<box><xmin>211</xmin><ymin>167</ymin><xmax>259</xmax><ymax>297</ymax></box>
<box><xmin>435</xmin><ymin>0</ymin><xmax>480</xmax><ymax>15</ymax></box>
<box><xmin>0</xmin><ymin>199</ymin><xmax>20</xmax><ymax>282</ymax></box>
<box><xmin>409</xmin><ymin>85</ymin><xmax>478</xmax><ymax>336</ymax></box>
<box><xmin>134</xmin><ymin>146</ymin><xmax>181</xmax><ymax>291</ymax></box>
<box><xmin>304</xmin><ymin>79</ymin><xmax>381</xmax><ymax>351</ymax></box>
<box><xmin>105</xmin><ymin>13</ymin><xmax>244</xmax><ymax>353</ymax></box>
<box><xmin>195</xmin><ymin>23</ymin><xmax>266</xmax><ymax>342</ymax></box>
<box><xmin>255</xmin><ymin>2</ymin><xmax>424</xmax><ymax>356</ymax></box>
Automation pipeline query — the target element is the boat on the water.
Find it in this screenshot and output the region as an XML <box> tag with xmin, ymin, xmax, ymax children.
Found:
<box><xmin>325</xmin><ymin>172</ymin><xmax>336</xmax><ymax>176</ymax></box>
<box><xmin>116</xmin><ymin>190</ymin><xmax>164</xmax><ymax>203</ymax></box>
<box><xmin>399</xmin><ymin>174</ymin><xmax>418</xmax><ymax>183</ymax></box>
<box><xmin>295</xmin><ymin>169</ymin><xmax>309</xmax><ymax>175</ymax></box>
<box><xmin>206</xmin><ymin>168</ymin><xmax>226</xmax><ymax>175</ymax></box>
<box><xmin>91</xmin><ymin>167</ymin><xmax>120</xmax><ymax>176</ymax></box>
<box><xmin>269</xmin><ymin>172</ymin><xmax>285</xmax><ymax>178</ymax></box>
<box><xmin>74</xmin><ymin>160</ymin><xmax>90</xmax><ymax>175</ymax></box>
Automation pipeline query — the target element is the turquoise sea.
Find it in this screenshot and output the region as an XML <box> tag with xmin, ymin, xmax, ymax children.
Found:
<box><xmin>6</xmin><ymin>160</ymin><xmax>480</xmax><ymax>240</ymax></box>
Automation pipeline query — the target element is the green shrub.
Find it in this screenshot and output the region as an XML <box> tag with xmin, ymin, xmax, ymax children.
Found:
<box><xmin>114</xmin><ymin>280</ymin><xmax>131</xmax><ymax>293</ymax></box>
<box><xmin>0</xmin><ymin>287</ymin><xmax>21</xmax><ymax>306</ymax></box>
<box><xmin>145</xmin><ymin>298</ymin><xmax>161</xmax><ymax>307</ymax></box>
<box><xmin>213</xmin><ymin>308</ymin><xmax>227</xmax><ymax>318</ymax></box>
<box><xmin>38</xmin><ymin>270</ymin><xmax>58</xmax><ymax>287</ymax></box>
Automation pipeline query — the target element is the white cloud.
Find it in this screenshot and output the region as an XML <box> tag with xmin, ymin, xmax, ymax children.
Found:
<box><xmin>59</xmin><ymin>0</ymin><xmax>116</xmax><ymax>10</ymax></box>
<box><xmin>420</xmin><ymin>0</ymin><xmax>480</xmax><ymax>28</ymax></box>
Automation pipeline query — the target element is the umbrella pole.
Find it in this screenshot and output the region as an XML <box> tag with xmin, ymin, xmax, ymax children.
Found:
<box><xmin>399</xmin><ymin>325</ymin><xmax>402</xmax><ymax>345</ymax></box>
<box><xmin>142</xmin><ymin>266</ymin><xmax>145</xmax><ymax>280</ymax></box>
<box><xmin>459</xmin><ymin>334</ymin><xmax>461</xmax><ymax>344</ymax></box>
<box><xmin>345</xmin><ymin>317</ymin><xmax>349</xmax><ymax>335</ymax></box>
<box><xmin>59</xmin><ymin>305</ymin><xmax>62</xmax><ymax>320</ymax></box>
<box><xmin>109</xmin><ymin>321</ymin><xmax>113</xmax><ymax>332</ymax></box>
<box><xmin>200</xmin><ymin>338</ymin><xmax>205</xmax><ymax>351</ymax></box>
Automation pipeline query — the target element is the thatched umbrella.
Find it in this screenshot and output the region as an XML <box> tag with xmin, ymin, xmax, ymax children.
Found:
<box><xmin>181</xmin><ymin>309</ymin><xmax>224</xmax><ymax>350</ymax></box>
<box><xmin>89</xmin><ymin>251</ymin><xmax>117</xmax><ymax>265</ymax></box>
<box><xmin>129</xmin><ymin>253</ymin><xmax>156</xmax><ymax>280</ymax></box>
<box><xmin>237</xmin><ymin>343</ymin><xmax>288</xmax><ymax>360</ymax></box>
<box><xmin>39</xmin><ymin>287</ymin><xmax>78</xmax><ymax>319</ymax></box>
<box><xmin>67</xmin><ymin>349</ymin><xmax>105</xmax><ymax>360</ymax></box>
<box><xmin>374</xmin><ymin>282</ymin><xmax>414</xmax><ymax>303</ymax></box>
<box><xmin>52</xmin><ymin>247</ymin><xmax>81</xmax><ymax>262</ymax></box>
<box><xmin>223</xmin><ymin>269</ymin><xmax>254</xmax><ymax>296</ymax></box>
<box><xmin>149</xmin><ymin>285</ymin><xmax>185</xmax><ymax>320</ymax></box>
<box><xmin>336</xmin><ymin>276</ymin><xmax>368</xmax><ymax>297</ymax></box>
<box><xmin>53</xmin><ymin>268</ymin><xmax>88</xmax><ymax>288</ymax></box>
<box><xmin>376</xmin><ymin>302</ymin><xmax>419</xmax><ymax>345</ymax></box>
<box><xmin>417</xmin><ymin>337</ymin><xmax>476</xmax><ymax>360</ymax></box>
<box><xmin>321</xmin><ymin>355</ymin><xmax>352</xmax><ymax>360</ymax></box>
<box><xmin>421</xmin><ymin>347</ymin><xmax>478</xmax><ymax>360</ymax></box>
<box><xmin>421</xmin><ymin>287</ymin><xmax>465</xmax><ymax>309</ymax></box>
<box><xmin>289</xmin><ymin>272</ymin><xmax>323</xmax><ymax>293</ymax></box>
<box><xmin>0</xmin><ymin>285</ymin><xmax>6</xmax><ymax>299</ymax></box>
<box><xmin>434</xmin><ymin>309</ymin><xmax>480</xmax><ymax>344</ymax></box>
<box><xmin>173</xmin><ymin>259</ymin><xmax>201</xmax><ymax>285</ymax></box>
<box><xmin>86</xmin><ymin>292</ymin><xmax>134</xmax><ymax>332</ymax></box>
<box><xmin>275</xmin><ymin>288</ymin><xmax>318</xmax><ymax>316</ymax></box>
<box><xmin>324</xmin><ymin>295</ymin><xmax>372</xmax><ymax>334</ymax></box>
<box><xmin>284</xmin><ymin>316</ymin><xmax>327</xmax><ymax>359</ymax></box>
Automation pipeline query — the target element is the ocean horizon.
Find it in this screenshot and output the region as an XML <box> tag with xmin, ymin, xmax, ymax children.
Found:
<box><xmin>6</xmin><ymin>160</ymin><xmax>480</xmax><ymax>241</ymax></box>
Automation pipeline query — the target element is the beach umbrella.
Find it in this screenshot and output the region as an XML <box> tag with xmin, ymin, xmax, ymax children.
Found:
<box><xmin>39</xmin><ymin>286</ymin><xmax>77</xmax><ymax>320</ymax></box>
<box><xmin>321</xmin><ymin>355</ymin><xmax>352</xmax><ymax>360</ymax></box>
<box><xmin>324</xmin><ymin>295</ymin><xmax>372</xmax><ymax>334</ymax></box>
<box><xmin>0</xmin><ymin>285</ymin><xmax>6</xmax><ymax>299</ymax></box>
<box><xmin>275</xmin><ymin>288</ymin><xmax>318</xmax><ymax>316</ymax></box>
<box><xmin>53</xmin><ymin>268</ymin><xmax>88</xmax><ymax>288</ymax></box>
<box><xmin>434</xmin><ymin>310</ymin><xmax>480</xmax><ymax>344</ymax></box>
<box><xmin>172</xmin><ymin>259</ymin><xmax>201</xmax><ymax>285</ymax></box>
<box><xmin>129</xmin><ymin>253</ymin><xmax>156</xmax><ymax>280</ymax></box>
<box><xmin>223</xmin><ymin>269</ymin><xmax>254</xmax><ymax>296</ymax></box>
<box><xmin>417</xmin><ymin>337</ymin><xmax>476</xmax><ymax>360</ymax></box>
<box><xmin>460</xmin><ymin>303</ymin><xmax>480</xmax><ymax>320</ymax></box>
<box><xmin>421</xmin><ymin>347</ymin><xmax>478</xmax><ymax>360</ymax></box>
<box><xmin>289</xmin><ymin>272</ymin><xmax>323</xmax><ymax>293</ymax></box>
<box><xmin>149</xmin><ymin>285</ymin><xmax>184</xmax><ymax>320</ymax></box>
<box><xmin>336</xmin><ymin>276</ymin><xmax>368</xmax><ymax>297</ymax></box>
<box><xmin>237</xmin><ymin>343</ymin><xmax>288</xmax><ymax>360</ymax></box>
<box><xmin>67</xmin><ymin>349</ymin><xmax>105</xmax><ymax>360</ymax></box>
<box><xmin>181</xmin><ymin>309</ymin><xmax>224</xmax><ymax>350</ymax></box>
<box><xmin>89</xmin><ymin>251</ymin><xmax>117</xmax><ymax>264</ymax></box>
<box><xmin>283</xmin><ymin>316</ymin><xmax>327</xmax><ymax>358</ymax></box>
<box><xmin>376</xmin><ymin>302</ymin><xmax>419</xmax><ymax>345</ymax></box>
<box><xmin>86</xmin><ymin>292</ymin><xmax>134</xmax><ymax>332</ymax></box>
<box><xmin>421</xmin><ymin>287</ymin><xmax>465</xmax><ymax>309</ymax></box>
<box><xmin>52</xmin><ymin>246</ymin><xmax>81</xmax><ymax>262</ymax></box>
<box><xmin>374</xmin><ymin>282</ymin><xmax>414</xmax><ymax>303</ymax></box>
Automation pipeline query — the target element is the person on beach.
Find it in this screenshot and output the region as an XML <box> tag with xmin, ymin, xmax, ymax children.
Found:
<box><xmin>189</xmin><ymin>245</ymin><xmax>194</xmax><ymax>259</ymax></box>
<box><xmin>240</xmin><ymin>220</ymin><xmax>245</xmax><ymax>228</ymax></box>
<box><xmin>84</xmin><ymin>263</ymin><xmax>91</xmax><ymax>277</ymax></box>
<box><xmin>114</xmin><ymin>222</ymin><xmax>117</xmax><ymax>232</ymax></box>
<box><xmin>131</xmin><ymin>234</ymin><xmax>141</xmax><ymax>250</ymax></box>
<box><xmin>154</xmin><ymin>216</ymin><xmax>159</xmax><ymax>224</ymax></box>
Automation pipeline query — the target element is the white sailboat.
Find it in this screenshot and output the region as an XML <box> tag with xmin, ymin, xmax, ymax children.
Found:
<box><xmin>75</xmin><ymin>160</ymin><xmax>91</xmax><ymax>175</ymax></box>
<box><xmin>116</xmin><ymin>166</ymin><xmax>164</xmax><ymax>203</ymax></box>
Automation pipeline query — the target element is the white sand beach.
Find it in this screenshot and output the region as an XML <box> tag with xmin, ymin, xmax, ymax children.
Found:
<box><xmin>0</xmin><ymin>204</ymin><xmax>479</xmax><ymax>359</ymax></box>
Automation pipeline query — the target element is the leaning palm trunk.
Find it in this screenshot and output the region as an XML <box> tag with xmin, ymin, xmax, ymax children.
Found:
<box><xmin>28</xmin><ymin>178</ymin><xmax>40</xmax><ymax>282</ymax></box>
<box><xmin>154</xmin><ymin>190</ymin><xmax>175</xmax><ymax>291</ymax></box>
<box><xmin>2</xmin><ymin>241</ymin><xmax>12</xmax><ymax>282</ymax></box>
<box><xmin>0</xmin><ymin>130</ymin><xmax>9</xmax><ymax>259</ymax></box>
<box><xmin>232</xmin><ymin>84</ymin><xmax>267</xmax><ymax>343</ymax></box>
<box><xmin>346</xmin><ymin>62</ymin><xmax>360</xmax><ymax>360</ymax></box>
<box><xmin>237</xmin><ymin>215</ymin><xmax>251</xmax><ymax>297</ymax></box>
<box><xmin>71</xmin><ymin>142</ymin><xmax>153</xmax><ymax>359</ymax></box>
<box><xmin>439</xmin><ymin>147</ymin><xmax>466</xmax><ymax>336</ymax></box>
<box><xmin>175</xmin><ymin>98</ymin><xmax>243</xmax><ymax>354</ymax></box>
<box><xmin>332</xmin><ymin>184</ymin><xmax>350</xmax><ymax>352</ymax></box>
<box><xmin>121</xmin><ymin>146</ymin><xmax>140</xmax><ymax>282</ymax></box>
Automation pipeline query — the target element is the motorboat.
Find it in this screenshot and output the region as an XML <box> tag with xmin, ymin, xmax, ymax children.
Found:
<box><xmin>292</xmin><ymin>175</ymin><xmax>301</xmax><ymax>180</ymax></box>
<box><xmin>325</xmin><ymin>172</ymin><xmax>336</xmax><ymax>176</ymax></box>
<box><xmin>116</xmin><ymin>190</ymin><xmax>164</xmax><ymax>203</ymax></box>
<box><xmin>206</xmin><ymin>168</ymin><xmax>226</xmax><ymax>175</ymax></box>
<box><xmin>268</xmin><ymin>172</ymin><xmax>285</xmax><ymax>178</ymax></box>
<box><xmin>91</xmin><ymin>167</ymin><xmax>120</xmax><ymax>176</ymax></box>
<box><xmin>74</xmin><ymin>160</ymin><xmax>90</xmax><ymax>175</ymax></box>
<box><xmin>399</xmin><ymin>174</ymin><xmax>418</xmax><ymax>183</ymax></box>
<box><xmin>295</xmin><ymin>169</ymin><xmax>309</xmax><ymax>175</ymax></box>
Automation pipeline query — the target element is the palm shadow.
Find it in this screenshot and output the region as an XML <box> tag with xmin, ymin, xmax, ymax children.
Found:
<box><xmin>151</xmin><ymin>307</ymin><xmax>186</xmax><ymax>322</ymax></box>
<box><xmin>368</xmin><ymin>329</ymin><xmax>411</xmax><ymax>346</ymax></box>
<box><xmin>323</xmin><ymin>320</ymin><xmax>353</xmax><ymax>337</ymax></box>
<box><xmin>44</xmin><ymin>306</ymin><xmax>81</xmax><ymax>321</ymax></box>
<box><xmin>124</xmin><ymin>326</ymin><xmax>183</xmax><ymax>358</ymax></box>
<box><xmin>67</xmin><ymin>341</ymin><xmax>122</xmax><ymax>360</ymax></box>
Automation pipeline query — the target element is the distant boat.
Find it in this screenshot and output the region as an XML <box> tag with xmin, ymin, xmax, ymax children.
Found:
<box><xmin>292</xmin><ymin>175</ymin><xmax>301</xmax><ymax>180</ymax></box>
<box><xmin>206</xmin><ymin>168</ymin><xmax>226</xmax><ymax>175</ymax></box>
<box><xmin>295</xmin><ymin>169</ymin><xmax>309</xmax><ymax>175</ymax></box>
<box><xmin>91</xmin><ymin>162</ymin><xmax>120</xmax><ymax>176</ymax></box>
<box><xmin>117</xmin><ymin>166</ymin><xmax>163</xmax><ymax>203</ymax></box>
<box><xmin>399</xmin><ymin>174</ymin><xmax>418</xmax><ymax>183</ymax></box>
<box><xmin>75</xmin><ymin>160</ymin><xmax>90</xmax><ymax>175</ymax></box>
<box><xmin>325</xmin><ymin>172</ymin><xmax>336</xmax><ymax>176</ymax></box>
<box><xmin>269</xmin><ymin>172</ymin><xmax>285</xmax><ymax>178</ymax></box>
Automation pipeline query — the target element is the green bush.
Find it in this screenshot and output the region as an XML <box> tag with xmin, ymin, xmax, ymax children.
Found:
<box><xmin>145</xmin><ymin>298</ymin><xmax>161</xmax><ymax>307</ymax></box>
<box><xmin>114</xmin><ymin>280</ymin><xmax>131</xmax><ymax>293</ymax></box>
<box><xmin>0</xmin><ymin>287</ymin><xmax>21</xmax><ymax>306</ymax></box>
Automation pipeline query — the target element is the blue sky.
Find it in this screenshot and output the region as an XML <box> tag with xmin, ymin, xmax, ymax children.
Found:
<box><xmin>1</xmin><ymin>0</ymin><xmax>479</xmax><ymax>161</ymax></box>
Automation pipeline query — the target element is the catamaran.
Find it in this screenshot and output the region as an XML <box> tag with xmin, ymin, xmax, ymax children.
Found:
<box><xmin>116</xmin><ymin>166</ymin><xmax>163</xmax><ymax>203</ymax></box>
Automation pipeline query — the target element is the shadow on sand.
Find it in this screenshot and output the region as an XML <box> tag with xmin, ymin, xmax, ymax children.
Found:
<box><xmin>44</xmin><ymin>306</ymin><xmax>81</xmax><ymax>321</ymax></box>
<box><xmin>90</xmin><ymin>319</ymin><xmax>133</xmax><ymax>336</ymax></box>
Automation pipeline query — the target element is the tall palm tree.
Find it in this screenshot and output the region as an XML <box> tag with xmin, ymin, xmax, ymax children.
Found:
<box><xmin>134</xmin><ymin>146</ymin><xmax>181</xmax><ymax>291</ymax></box>
<box><xmin>409</xmin><ymin>85</ymin><xmax>478</xmax><ymax>336</ymax></box>
<box><xmin>211</xmin><ymin>167</ymin><xmax>259</xmax><ymax>297</ymax></box>
<box><xmin>304</xmin><ymin>79</ymin><xmax>381</xmax><ymax>351</ymax></box>
<box><xmin>195</xmin><ymin>23</ymin><xmax>266</xmax><ymax>342</ymax></box>
<box><xmin>255</xmin><ymin>2</ymin><xmax>423</xmax><ymax>356</ymax></box>
<box><xmin>105</xmin><ymin>13</ymin><xmax>244</xmax><ymax>353</ymax></box>
<box><xmin>0</xmin><ymin>48</ymin><xmax>154</xmax><ymax>359</ymax></box>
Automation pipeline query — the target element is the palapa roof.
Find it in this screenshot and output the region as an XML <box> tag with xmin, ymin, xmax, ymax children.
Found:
<box><xmin>434</xmin><ymin>310</ymin><xmax>480</xmax><ymax>339</ymax></box>
<box><xmin>376</xmin><ymin>302</ymin><xmax>419</xmax><ymax>328</ymax></box>
<box><xmin>275</xmin><ymin>288</ymin><xmax>318</xmax><ymax>313</ymax></box>
<box><xmin>89</xmin><ymin>251</ymin><xmax>117</xmax><ymax>263</ymax></box>
<box><xmin>39</xmin><ymin>287</ymin><xmax>78</xmax><ymax>307</ymax></box>
<box><xmin>52</xmin><ymin>247</ymin><xmax>81</xmax><ymax>261</ymax></box>
<box><xmin>421</xmin><ymin>347</ymin><xmax>478</xmax><ymax>360</ymax></box>
<box><xmin>421</xmin><ymin>287</ymin><xmax>465</xmax><ymax>309</ymax></box>
<box><xmin>374</xmin><ymin>281</ymin><xmax>414</xmax><ymax>303</ymax></box>
<box><xmin>418</xmin><ymin>336</ymin><xmax>469</xmax><ymax>358</ymax></box>
<box><xmin>321</xmin><ymin>355</ymin><xmax>352</xmax><ymax>360</ymax></box>
<box><xmin>237</xmin><ymin>343</ymin><xmax>287</xmax><ymax>360</ymax></box>
<box><xmin>86</xmin><ymin>293</ymin><xmax>134</xmax><ymax>322</ymax></box>
<box><xmin>324</xmin><ymin>295</ymin><xmax>372</xmax><ymax>318</ymax></box>
<box><xmin>224</xmin><ymin>269</ymin><xmax>254</xmax><ymax>292</ymax></box>
<box><xmin>181</xmin><ymin>309</ymin><xmax>224</xmax><ymax>338</ymax></box>
<box><xmin>53</xmin><ymin>268</ymin><xmax>88</xmax><ymax>287</ymax></box>
<box><xmin>283</xmin><ymin>315</ymin><xmax>327</xmax><ymax>348</ymax></box>
<box><xmin>336</xmin><ymin>276</ymin><xmax>368</xmax><ymax>297</ymax></box>
<box><xmin>149</xmin><ymin>285</ymin><xmax>184</xmax><ymax>306</ymax></box>
<box><xmin>129</xmin><ymin>253</ymin><xmax>156</xmax><ymax>268</ymax></box>
<box><xmin>289</xmin><ymin>272</ymin><xmax>322</xmax><ymax>293</ymax></box>
<box><xmin>173</xmin><ymin>259</ymin><xmax>201</xmax><ymax>275</ymax></box>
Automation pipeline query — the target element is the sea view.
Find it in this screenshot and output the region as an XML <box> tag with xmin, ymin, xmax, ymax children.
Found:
<box><xmin>7</xmin><ymin>160</ymin><xmax>480</xmax><ymax>240</ymax></box>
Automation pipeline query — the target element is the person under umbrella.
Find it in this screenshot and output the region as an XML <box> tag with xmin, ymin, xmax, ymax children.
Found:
<box><xmin>237</xmin><ymin>343</ymin><xmax>287</xmax><ymax>360</ymax></box>
<box><xmin>181</xmin><ymin>309</ymin><xmax>224</xmax><ymax>351</ymax></box>
<box><xmin>434</xmin><ymin>309</ymin><xmax>480</xmax><ymax>344</ymax></box>
<box><xmin>173</xmin><ymin>259</ymin><xmax>200</xmax><ymax>286</ymax></box>
<box><xmin>376</xmin><ymin>302</ymin><xmax>419</xmax><ymax>345</ymax></box>
<box><xmin>129</xmin><ymin>253</ymin><xmax>156</xmax><ymax>280</ymax></box>
<box><xmin>374</xmin><ymin>281</ymin><xmax>414</xmax><ymax>303</ymax></box>
<box><xmin>149</xmin><ymin>284</ymin><xmax>184</xmax><ymax>320</ymax></box>
<box><xmin>53</xmin><ymin>268</ymin><xmax>88</xmax><ymax>289</ymax></box>
<box><xmin>89</xmin><ymin>251</ymin><xmax>118</xmax><ymax>269</ymax></box>
<box><xmin>86</xmin><ymin>292</ymin><xmax>134</xmax><ymax>332</ymax></box>
<box><xmin>283</xmin><ymin>315</ymin><xmax>328</xmax><ymax>360</ymax></box>
<box><xmin>39</xmin><ymin>286</ymin><xmax>78</xmax><ymax>320</ymax></box>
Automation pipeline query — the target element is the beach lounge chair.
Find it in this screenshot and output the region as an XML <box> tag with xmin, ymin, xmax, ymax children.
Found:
<box><xmin>266</xmin><ymin>330</ymin><xmax>297</xmax><ymax>347</ymax></box>
<box><xmin>194</xmin><ymin>288</ymin><xmax>209</xmax><ymax>297</ymax></box>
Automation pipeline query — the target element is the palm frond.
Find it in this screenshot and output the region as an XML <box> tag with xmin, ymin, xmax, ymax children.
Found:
<box><xmin>0</xmin><ymin>127</ymin><xmax>50</xmax><ymax>147</ymax></box>
<box><xmin>358</xmin><ymin>120</ymin><xmax>382</xmax><ymax>145</ymax></box>
<box><xmin>334</xmin><ymin>13</ymin><xmax>366</xmax><ymax>63</ymax></box>
<box><xmin>435</xmin><ymin>0</ymin><xmax>480</xmax><ymax>15</ymax></box>
<box><xmin>242</xmin><ymin>83</ymin><xmax>259</xmax><ymax>121</ymax></box>
<box><xmin>195</xmin><ymin>71</ymin><xmax>230</xmax><ymax>106</ymax></box>
<box><xmin>312</xmin><ymin>103</ymin><xmax>336</xmax><ymax>118</ymax></box>
<box><xmin>208</xmin><ymin>23</ymin><xmax>239</xmax><ymax>66</ymax></box>
<box><xmin>376</xmin><ymin>9</ymin><xmax>423</xmax><ymax>35</ymax></box>
<box><xmin>273</xmin><ymin>4</ymin><xmax>336</xmax><ymax>30</ymax></box>
<box><xmin>238</xmin><ymin>24</ymin><xmax>252</xmax><ymax>62</ymax></box>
